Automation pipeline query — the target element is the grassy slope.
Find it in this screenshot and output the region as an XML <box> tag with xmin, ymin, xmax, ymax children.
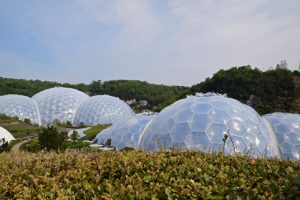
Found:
<box><xmin>0</xmin><ymin>115</ymin><xmax>41</xmax><ymax>138</ymax></box>
<box><xmin>0</xmin><ymin>150</ymin><xmax>299</xmax><ymax>199</ymax></box>
<box><xmin>79</xmin><ymin>124</ymin><xmax>110</xmax><ymax>141</ymax></box>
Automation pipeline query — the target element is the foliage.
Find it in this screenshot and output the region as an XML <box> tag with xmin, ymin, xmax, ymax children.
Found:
<box><xmin>80</xmin><ymin>125</ymin><xmax>110</xmax><ymax>141</ymax></box>
<box><xmin>38</xmin><ymin>126</ymin><xmax>67</xmax><ymax>151</ymax></box>
<box><xmin>0</xmin><ymin>66</ymin><xmax>299</xmax><ymax>114</ymax></box>
<box><xmin>191</xmin><ymin>66</ymin><xmax>298</xmax><ymax>114</ymax></box>
<box><xmin>20</xmin><ymin>137</ymin><xmax>41</xmax><ymax>152</ymax></box>
<box><xmin>0</xmin><ymin>114</ymin><xmax>41</xmax><ymax>139</ymax></box>
<box><xmin>0</xmin><ymin>150</ymin><xmax>299</xmax><ymax>199</ymax></box>
<box><xmin>0</xmin><ymin>138</ymin><xmax>9</xmax><ymax>152</ymax></box>
<box><xmin>64</xmin><ymin>141</ymin><xmax>91</xmax><ymax>150</ymax></box>
<box><xmin>0</xmin><ymin>77</ymin><xmax>188</xmax><ymax>112</ymax></box>
<box><xmin>71</xmin><ymin>130</ymin><xmax>79</xmax><ymax>141</ymax></box>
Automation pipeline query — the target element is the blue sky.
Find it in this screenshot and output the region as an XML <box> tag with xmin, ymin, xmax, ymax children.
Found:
<box><xmin>0</xmin><ymin>0</ymin><xmax>299</xmax><ymax>86</ymax></box>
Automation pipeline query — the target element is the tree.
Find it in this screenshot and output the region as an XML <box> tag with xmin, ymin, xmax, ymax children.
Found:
<box><xmin>38</xmin><ymin>126</ymin><xmax>67</xmax><ymax>151</ymax></box>
<box><xmin>24</xmin><ymin>118</ymin><xmax>31</xmax><ymax>124</ymax></box>
<box><xmin>65</xmin><ymin>121</ymin><xmax>72</xmax><ymax>128</ymax></box>
<box><xmin>0</xmin><ymin>138</ymin><xmax>9</xmax><ymax>152</ymax></box>
<box><xmin>278</xmin><ymin>59</ymin><xmax>288</xmax><ymax>69</ymax></box>
<box><xmin>71</xmin><ymin>130</ymin><xmax>79</xmax><ymax>141</ymax></box>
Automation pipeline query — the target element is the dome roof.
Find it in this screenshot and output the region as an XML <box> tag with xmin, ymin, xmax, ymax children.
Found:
<box><xmin>0</xmin><ymin>95</ymin><xmax>41</xmax><ymax>124</ymax></box>
<box><xmin>94</xmin><ymin>114</ymin><xmax>153</xmax><ymax>150</ymax></box>
<box><xmin>0</xmin><ymin>127</ymin><xmax>15</xmax><ymax>145</ymax></box>
<box><xmin>139</xmin><ymin>95</ymin><xmax>279</xmax><ymax>157</ymax></box>
<box><xmin>263</xmin><ymin>113</ymin><xmax>300</xmax><ymax>160</ymax></box>
<box><xmin>33</xmin><ymin>87</ymin><xmax>89</xmax><ymax>125</ymax></box>
<box><xmin>73</xmin><ymin>95</ymin><xmax>134</xmax><ymax>126</ymax></box>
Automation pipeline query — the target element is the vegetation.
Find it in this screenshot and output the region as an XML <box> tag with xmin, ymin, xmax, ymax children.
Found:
<box><xmin>0</xmin><ymin>114</ymin><xmax>41</xmax><ymax>138</ymax></box>
<box><xmin>38</xmin><ymin>126</ymin><xmax>67</xmax><ymax>151</ymax></box>
<box><xmin>63</xmin><ymin>140</ymin><xmax>91</xmax><ymax>150</ymax></box>
<box><xmin>1</xmin><ymin>66</ymin><xmax>300</xmax><ymax>114</ymax></box>
<box><xmin>191</xmin><ymin>66</ymin><xmax>300</xmax><ymax>114</ymax></box>
<box><xmin>0</xmin><ymin>77</ymin><xmax>188</xmax><ymax>112</ymax></box>
<box><xmin>80</xmin><ymin>124</ymin><xmax>110</xmax><ymax>141</ymax></box>
<box><xmin>0</xmin><ymin>150</ymin><xmax>299</xmax><ymax>199</ymax></box>
<box><xmin>0</xmin><ymin>138</ymin><xmax>9</xmax><ymax>152</ymax></box>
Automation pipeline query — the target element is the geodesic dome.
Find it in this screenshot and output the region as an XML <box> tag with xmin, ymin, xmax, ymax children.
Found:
<box><xmin>263</xmin><ymin>113</ymin><xmax>300</xmax><ymax>160</ymax></box>
<box><xmin>94</xmin><ymin>114</ymin><xmax>153</xmax><ymax>150</ymax></box>
<box><xmin>0</xmin><ymin>95</ymin><xmax>41</xmax><ymax>124</ymax></box>
<box><xmin>139</xmin><ymin>94</ymin><xmax>279</xmax><ymax>157</ymax></box>
<box><xmin>0</xmin><ymin>127</ymin><xmax>15</xmax><ymax>145</ymax></box>
<box><xmin>33</xmin><ymin>87</ymin><xmax>88</xmax><ymax>126</ymax></box>
<box><xmin>73</xmin><ymin>95</ymin><xmax>134</xmax><ymax>126</ymax></box>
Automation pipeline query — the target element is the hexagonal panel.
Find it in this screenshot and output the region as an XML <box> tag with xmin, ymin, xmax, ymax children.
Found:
<box><xmin>207</xmin><ymin>123</ymin><xmax>227</xmax><ymax>144</ymax></box>
<box><xmin>171</xmin><ymin>123</ymin><xmax>191</xmax><ymax>142</ymax></box>
<box><xmin>190</xmin><ymin>114</ymin><xmax>210</xmax><ymax>131</ymax></box>
<box><xmin>227</xmin><ymin>119</ymin><xmax>247</xmax><ymax>136</ymax></box>
<box><xmin>191</xmin><ymin>103</ymin><xmax>212</xmax><ymax>114</ymax></box>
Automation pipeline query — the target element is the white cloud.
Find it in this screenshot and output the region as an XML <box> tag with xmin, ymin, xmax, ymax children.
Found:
<box><xmin>0</xmin><ymin>0</ymin><xmax>299</xmax><ymax>85</ymax></box>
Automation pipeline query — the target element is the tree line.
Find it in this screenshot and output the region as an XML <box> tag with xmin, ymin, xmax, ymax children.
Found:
<box><xmin>0</xmin><ymin>66</ymin><xmax>299</xmax><ymax>114</ymax></box>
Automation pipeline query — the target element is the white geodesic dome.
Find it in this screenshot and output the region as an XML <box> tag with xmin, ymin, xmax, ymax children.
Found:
<box><xmin>263</xmin><ymin>113</ymin><xmax>300</xmax><ymax>160</ymax></box>
<box><xmin>33</xmin><ymin>87</ymin><xmax>89</xmax><ymax>126</ymax></box>
<box><xmin>139</xmin><ymin>94</ymin><xmax>280</xmax><ymax>157</ymax></box>
<box><xmin>0</xmin><ymin>127</ymin><xmax>15</xmax><ymax>145</ymax></box>
<box><xmin>0</xmin><ymin>95</ymin><xmax>41</xmax><ymax>124</ymax></box>
<box><xmin>94</xmin><ymin>114</ymin><xmax>154</xmax><ymax>150</ymax></box>
<box><xmin>73</xmin><ymin>95</ymin><xmax>134</xmax><ymax>126</ymax></box>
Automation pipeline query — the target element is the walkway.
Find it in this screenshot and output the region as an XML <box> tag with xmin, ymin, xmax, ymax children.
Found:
<box><xmin>11</xmin><ymin>137</ymin><xmax>32</xmax><ymax>154</ymax></box>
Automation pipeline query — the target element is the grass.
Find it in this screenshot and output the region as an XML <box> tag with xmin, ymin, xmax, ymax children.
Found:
<box><xmin>0</xmin><ymin>150</ymin><xmax>299</xmax><ymax>199</ymax></box>
<box><xmin>1</xmin><ymin>121</ymin><xmax>41</xmax><ymax>138</ymax></box>
<box><xmin>79</xmin><ymin>124</ymin><xmax>110</xmax><ymax>141</ymax></box>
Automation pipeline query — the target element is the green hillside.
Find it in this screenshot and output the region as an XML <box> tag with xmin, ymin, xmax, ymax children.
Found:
<box><xmin>191</xmin><ymin>66</ymin><xmax>300</xmax><ymax>114</ymax></box>
<box><xmin>1</xmin><ymin>66</ymin><xmax>299</xmax><ymax>113</ymax></box>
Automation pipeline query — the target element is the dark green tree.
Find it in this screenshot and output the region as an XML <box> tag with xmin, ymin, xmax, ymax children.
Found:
<box><xmin>71</xmin><ymin>130</ymin><xmax>79</xmax><ymax>141</ymax></box>
<box><xmin>0</xmin><ymin>138</ymin><xmax>9</xmax><ymax>152</ymax></box>
<box><xmin>38</xmin><ymin>126</ymin><xmax>67</xmax><ymax>151</ymax></box>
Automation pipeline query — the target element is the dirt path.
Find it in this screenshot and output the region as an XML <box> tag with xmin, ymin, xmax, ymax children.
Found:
<box><xmin>11</xmin><ymin>137</ymin><xmax>32</xmax><ymax>154</ymax></box>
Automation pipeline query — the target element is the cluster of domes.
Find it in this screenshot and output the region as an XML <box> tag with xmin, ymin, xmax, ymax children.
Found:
<box><xmin>94</xmin><ymin>93</ymin><xmax>299</xmax><ymax>160</ymax></box>
<box><xmin>0</xmin><ymin>87</ymin><xmax>133</xmax><ymax>126</ymax></box>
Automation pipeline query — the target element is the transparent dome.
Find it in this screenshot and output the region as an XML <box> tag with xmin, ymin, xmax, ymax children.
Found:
<box><xmin>73</xmin><ymin>95</ymin><xmax>134</xmax><ymax>126</ymax></box>
<box><xmin>139</xmin><ymin>95</ymin><xmax>279</xmax><ymax>157</ymax></box>
<box><xmin>0</xmin><ymin>95</ymin><xmax>41</xmax><ymax>124</ymax></box>
<box><xmin>94</xmin><ymin>114</ymin><xmax>153</xmax><ymax>150</ymax></box>
<box><xmin>33</xmin><ymin>87</ymin><xmax>88</xmax><ymax>126</ymax></box>
<box><xmin>263</xmin><ymin>113</ymin><xmax>300</xmax><ymax>160</ymax></box>
<box><xmin>0</xmin><ymin>127</ymin><xmax>15</xmax><ymax>145</ymax></box>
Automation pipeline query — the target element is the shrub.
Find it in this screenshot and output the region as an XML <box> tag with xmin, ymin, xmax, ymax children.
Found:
<box><xmin>38</xmin><ymin>126</ymin><xmax>67</xmax><ymax>151</ymax></box>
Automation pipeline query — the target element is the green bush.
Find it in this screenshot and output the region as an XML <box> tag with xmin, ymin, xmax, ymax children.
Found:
<box><xmin>0</xmin><ymin>150</ymin><xmax>299</xmax><ymax>199</ymax></box>
<box><xmin>64</xmin><ymin>140</ymin><xmax>90</xmax><ymax>150</ymax></box>
<box><xmin>38</xmin><ymin>126</ymin><xmax>67</xmax><ymax>151</ymax></box>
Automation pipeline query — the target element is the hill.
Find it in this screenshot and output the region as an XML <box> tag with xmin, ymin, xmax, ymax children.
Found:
<box><xmin>0</xmin><ymin>114</ymin><xmax>41</xmax><ymax>138</ymax></box>
<box><xmin>0</xmin><ymin>77</ymin><xmax>188</xmax><ymax>112</ymax></box>
<box><xmin>0</xmin><ymin>66</ymin><xmax>299</xmax><ymax>113</ymax></box>
<box><xmin>191</xmin><ymin>66</ymin><xmax>300</xmax><ymax>114</ymax></box>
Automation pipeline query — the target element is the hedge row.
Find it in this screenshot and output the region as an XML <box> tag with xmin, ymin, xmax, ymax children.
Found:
<box><xmin>0</xmin><ymin>150</ymin><xmax>299</xmax><ymax>199</ymax></box>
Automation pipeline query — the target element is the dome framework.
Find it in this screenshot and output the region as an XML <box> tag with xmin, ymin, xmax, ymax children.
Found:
<box><xmin>0</xmin><ymin>95</ymin><xmax>41</xmax><ymax>124</ymax></box>
<box><xmin>263</xmin><ymin>113</ymin><xmax>300</xmax><ymax>160</ymax></box>
<box><xmin>139</xmin><ymin>95</ymin><xmax>280</xmax><ymax>158</ymax></box>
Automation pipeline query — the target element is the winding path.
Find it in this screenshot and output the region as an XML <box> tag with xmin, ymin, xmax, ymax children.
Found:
<box><xmin>11</xmin><ymin>137</ymin><xmax>32</xmax><ymax>154</ymax></box>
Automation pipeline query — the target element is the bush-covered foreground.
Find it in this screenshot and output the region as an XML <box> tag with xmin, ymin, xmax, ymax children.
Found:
<box><xmin>0</xmin><ymin>150</ymin><xmax>299</xmax><ymax>199</ymax></box>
